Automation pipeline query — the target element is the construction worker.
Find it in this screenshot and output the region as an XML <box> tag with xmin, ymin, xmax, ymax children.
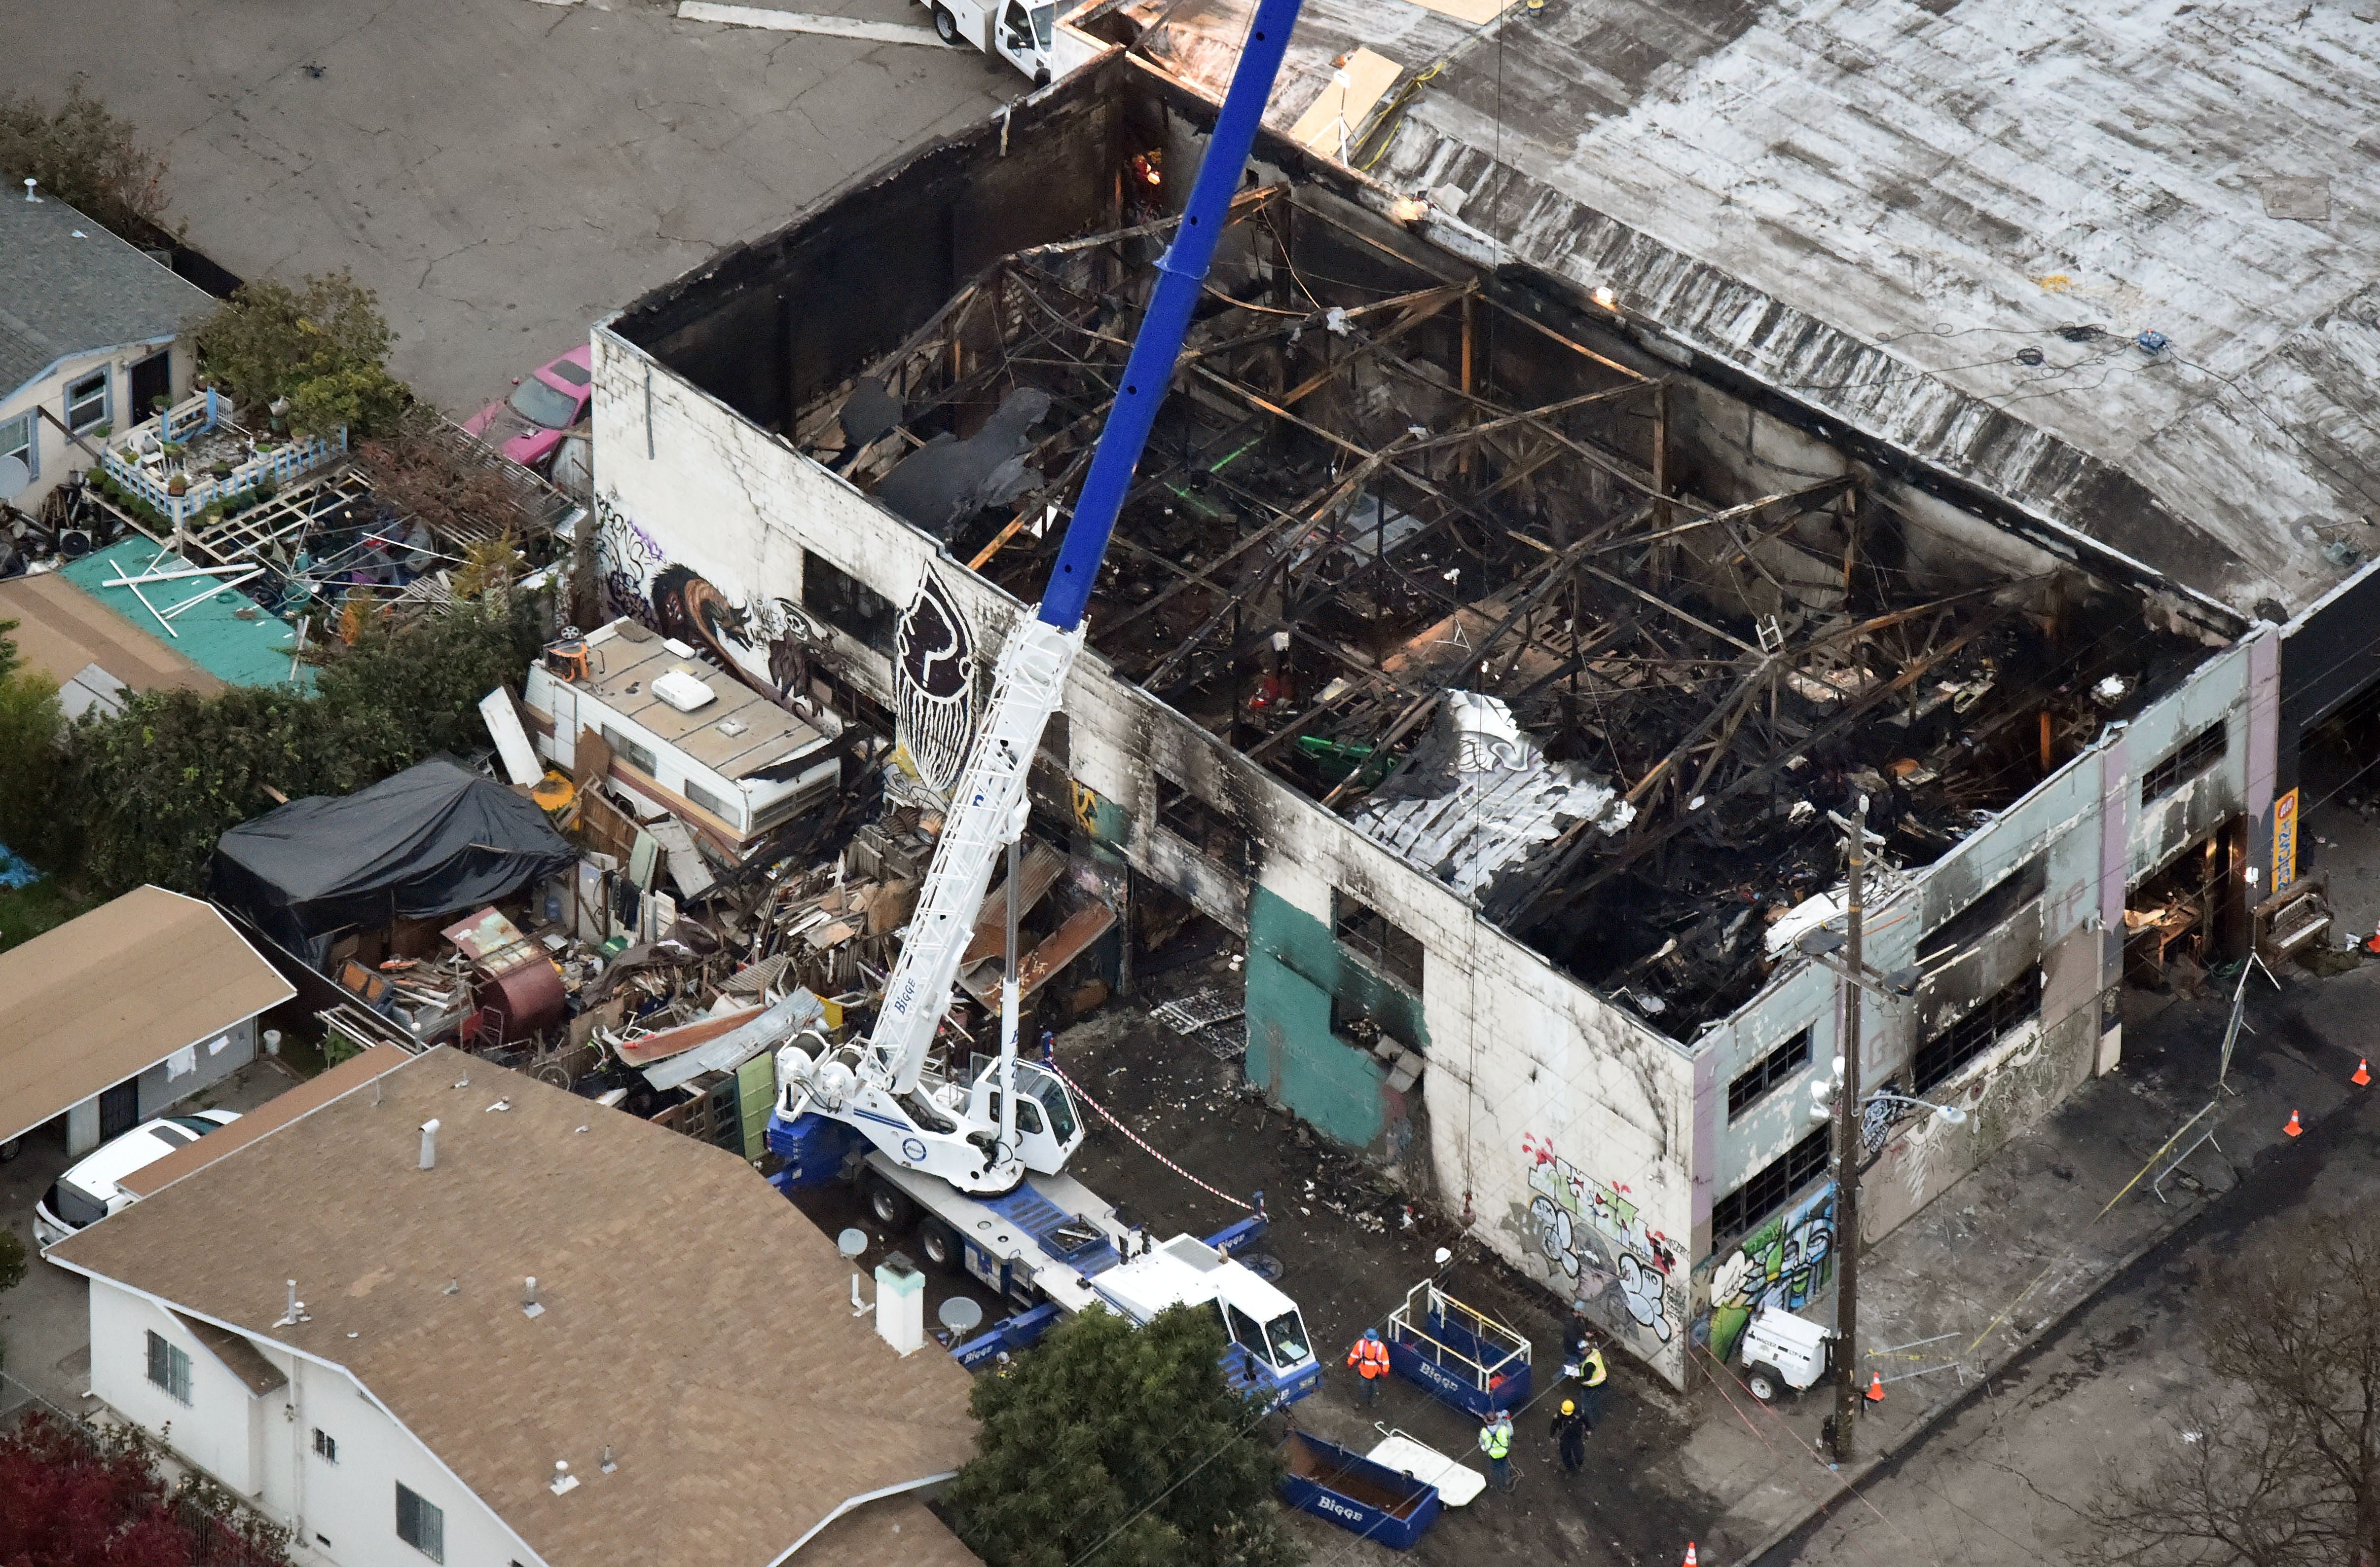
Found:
<box><xmin>1576</xmin><ymin>1334</ymin><xmax>1610</xmax><ymax>1429</ymax></box>
<box><xmin>1478</xmin><ymin>1408</ymin><xmax>1515</xmax><ymax>1491</ymax></box>
<box><xmin>1347</xmin><ymin>1329</ymin><xmax>1390</xmax><ymax>1405</ymax></box>
<box><xmin>1548</xmin><ymin>1399</ymin><xmax>1589</xmax><ymax>1476</ymax></box>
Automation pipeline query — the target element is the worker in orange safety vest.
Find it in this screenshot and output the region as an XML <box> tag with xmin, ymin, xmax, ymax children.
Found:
<box><xmin>1348</xmin><ymin>1329</ymin><xmax>1390</xmax><ymax>1405</ymax></box>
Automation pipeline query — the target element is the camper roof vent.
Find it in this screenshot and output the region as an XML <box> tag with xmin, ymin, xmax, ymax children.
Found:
<box><xmin>652</xmin><ymin>670</ymin><xmax>716</xmax><ymax>712</ymax></box>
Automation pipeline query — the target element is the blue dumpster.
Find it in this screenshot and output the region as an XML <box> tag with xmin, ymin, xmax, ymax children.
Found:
<box><xmin>1279</xmin><ymin>1432</ymin><xmax>1443</xmax><ymax>1549</ymax></box>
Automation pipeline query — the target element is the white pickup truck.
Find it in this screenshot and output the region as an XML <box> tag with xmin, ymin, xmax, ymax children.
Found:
<box><xmin>925</xmin><ymin>0</ymin><xmax>1056</xmax><ymax>82</ymax></box>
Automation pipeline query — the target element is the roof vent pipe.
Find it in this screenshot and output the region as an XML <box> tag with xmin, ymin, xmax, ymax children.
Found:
<box><xmin>523</xmin><ymin>1276</ymin><xmax>544</xmax><ymax>1319</ymax></box>
<box><xmin>419</xmin><ymin>1119</ymin><xmax>440</xmax><ymax>1170</ymax></box>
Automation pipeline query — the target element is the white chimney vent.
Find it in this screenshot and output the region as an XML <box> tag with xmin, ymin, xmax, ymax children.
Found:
<box><xmin>549</xmin><ymin>1461</ymin><xmax>578</xmax><ymax>1496</ymax></box>
<box><xmin>523</xmin><ymin>1276</ymin><xmax>544</xmax><ymax>1319</ymax></box>
<box><xmin>874</xmin><ymin>1253</ymin><xmax>925</xmax><ymax>1356</ymax></box>
<box><xmin>419</xmin><ymin>1119</ymin><xmax>441</xmax><ymax>1170</ymax></box>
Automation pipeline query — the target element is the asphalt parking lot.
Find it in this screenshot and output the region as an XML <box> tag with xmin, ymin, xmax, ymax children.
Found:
<box><xmin>1</xmin><ymin>0</ymin><xmax>1023</xmax><ymax>412</ymax></box>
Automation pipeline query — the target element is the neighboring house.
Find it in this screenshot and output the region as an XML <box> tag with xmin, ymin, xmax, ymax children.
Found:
<box><xmin>47</xmin><ymin>1044</ymin><xmax>982</xmax><ymax>1567</ymax></box>
<box><xmin>0</xmin><ymin>885</ymin><xmax>292</xmax><ymax>1158</ymax></box>
<box><xmin>0</xmin><ymin>186</ymin><xmax>214</xmax><ymax>510</ymax></box>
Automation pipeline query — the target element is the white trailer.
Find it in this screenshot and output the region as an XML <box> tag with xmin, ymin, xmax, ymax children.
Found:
<box><xmin>924</xmin><ymin>0</ymin><xmax>1056</xmax><ymax>82</ymax></box>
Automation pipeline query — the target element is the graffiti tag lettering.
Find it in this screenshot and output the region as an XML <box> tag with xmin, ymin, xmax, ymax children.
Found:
<box><xmin>1521</xmin><ymin>1133</ymin><xmax>1684</xmax><ymax>1347</ymax></box>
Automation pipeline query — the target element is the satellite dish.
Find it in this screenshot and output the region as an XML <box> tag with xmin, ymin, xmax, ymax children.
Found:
<box><xmin>938</xmin><ymin>1296</ymin><xmax>985</xmax><ymax>1335</ymax></box>
<box><xmin>0</xmin><ymin>455</ymin><xmax>28</xmax><ymax>501</ymax></box>
<box><xmin>837</xmin><ymin>1227</ymin><xmax>869</xmax><ymax>1260</ymax></box>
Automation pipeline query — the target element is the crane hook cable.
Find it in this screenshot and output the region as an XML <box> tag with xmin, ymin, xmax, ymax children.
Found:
<box><xmin>1041</xmin><ymin>1059</ymin><xmax>1255</xmax><ymax>1212</ymax></box>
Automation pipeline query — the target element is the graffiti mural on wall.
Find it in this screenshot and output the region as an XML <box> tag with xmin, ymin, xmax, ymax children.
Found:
<box><xmin>1521</xmin><ymin>1132</ymin><xmax>1686</xmax><ymax>1349</ymax></box>
<box><xmin>593</xmin><ymin>493</ymin><xmax>828</xmax><ymax>712</ymax></box>
<box><xmin>893</xmin><ymin>567</ymin><xmax>976</xmax><ymax>795</ymax></box>
<box><xmin>1704</xmin><ymin>1183</ymin><xmax>1836</xmax><ymax>1365</ymax></box>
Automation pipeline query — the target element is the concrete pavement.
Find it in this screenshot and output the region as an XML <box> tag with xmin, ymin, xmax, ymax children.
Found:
<box><xmin>0</xmin><ymin>0</ymin><xmax>1022</xmax><ymax>412</ymax></box>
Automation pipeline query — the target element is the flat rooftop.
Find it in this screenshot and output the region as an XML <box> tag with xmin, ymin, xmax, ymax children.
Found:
<box><xmin>1130</xmin><ymin>0</ymin><xmax>2380</xmax><ymax>625</ymax></box>
<box><xmin>60</xmin><ymin>539</ymin><xmax>315</xmax><ymax>691</ymax></box>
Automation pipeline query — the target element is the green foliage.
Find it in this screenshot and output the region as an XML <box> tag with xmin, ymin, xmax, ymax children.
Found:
<box><xmin>0</xmin><ymin>1228</ymin><xmax>24</xmax><ymax>1296</ymax></box>
<box><xmin>60</xmin><ymin>598</ymin><xmax>542</xmax><ymax>898</ymax></box>
<box><xmin>0</xmin><ymin>76</ymin><xmax>171</xmax><ymax>240</ymax></box>
<box><xmin>193</xmin><ymin>271</ymin><xmax>408</xmax><ymax>438</ymax></box>
<box><xmin>0</xmin><ymin>660</ymin><xmax>64</xmax><ymax>858</ymax></box>
<box><xmin>943</xmin><ymin>1307</ymin><xmax>1303</xmax><ymax>1567</ymax></box>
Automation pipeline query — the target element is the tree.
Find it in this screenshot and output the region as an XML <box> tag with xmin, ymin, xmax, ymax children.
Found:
<box><xmin>0</xmin><ymin>77</ymin><xmax>170</xmax><ymax>240</ymax></box>
<box><xmin>0</xmin><ymin>1413</ymin><xmax>291</xmax><ymax>1567</ymax></box>
<box><xmin>942</xmin><ymin>1307</ymin><xmax>1303</xmax><ymax>1567</ymax></box>
<box><xmin>192</xmin><ymin>272</ymin><xmax>407</xmax><ymax>438</ymax></box>
<box><xmin>2098</xmin><ymin>1209</ymin><xmax>2380</xmax><ymax>1566</ymax></box>
<box><xmin>0</xmin><ymin>620</ymin><xmax>66</xmax><ymax>858</ymax></box>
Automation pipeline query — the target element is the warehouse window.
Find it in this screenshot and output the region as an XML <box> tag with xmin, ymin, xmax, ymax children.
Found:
<box><xmin>2143</xmin><ymin>720</ymin><xmax>2227</xmax><ymax>802</ymax></box>
<box><xmin>1913</xmin><ymin>965</ymin><xmax>2041</xmax><ymax>1092</ymax></box>
<box><xmin>1918</xmin><ymin>856</ymin><xmax>2046</xmax><ymax>963</ymax></box>
<box><xmin>1334</xmin><ymin>891</ymin><xmax>1424</xmax><ymax>993</ymax></box>
<box><xmin>1156</xmin><ymin>776</ymin><xmax>1251</xmax><ymax>875</ymax></box>
<box><xmin>1712</xmin><ymin>1125</ymin><xmax>1831</xmax><ymax>1242</ymax></box>
<box><xmin>396</xmin><ymin>1483</ymin><xmax>444</xmax><ymax>1563</ymax></box>
<box><xmin>803</xmin><ymin>550</ymin><xmax>895</xmax><ymax>654</ymax></box>
<box><xmin>145</xmin><ymin>1330</ymin><xmax>190</xmax><ymax>1405</ymax></box>
<box><xmin>1727</xmin><ymin>1028</ymin><xmax>1812</xmax><ymax>1121</ymax></box>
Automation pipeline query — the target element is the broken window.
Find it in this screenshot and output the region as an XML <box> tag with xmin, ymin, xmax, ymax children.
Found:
<box><xmin>600</xmin><ymin>724</ymin><xmax>657</xmax><ymax>777</ymax></box>
<box><xmin>1917</xmin><ymin>856</ymin><xmax>2046</xmax><ymax>964</ymax></box>
<box><xmin>1727</xmin><ymin>1028</ymin><xmax>1813</xmax><ymax>1121</ymax></box>
<box><xmin>1712</xmin><ymin>1125</ymin><xmax>1831</xmax><ymax>1243</ymax></box>
<box><xmin>1912</xmin><ymin>964</ymin><xmax>2041</xmax><ymax>1092</ymax></box>
<box><xmin>1156</xmin><ymin>775</ymin><xmax>1252</xmax><ymax>875</ymax></box>
<box><xmin>804</xmin><ymin>550</ymin><xmax>896</xmax><ymax>654</ymax></box>
<box><xmin>1334</xmin><ymin>891</ymin><xmax>1424</xmax><ymax>993</ymax></box>
<box><xmin>2142</xmin><ymin>720</ymin><xmax>2227</xmax><ymax>802</ymax></box>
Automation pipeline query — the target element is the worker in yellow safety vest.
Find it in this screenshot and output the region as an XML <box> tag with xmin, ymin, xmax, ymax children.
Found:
<box><xmin>1347</xmin><ymin>1329</ymin><xmax>1390</xmax><ymax>1406</ymax></box>
<box><xmin>1478</xmin><ymin>1409</ymin><xmax>1515</xmax><ymax>1491</ymax></box>
<box><xmin>1576</xmin><ymin>1338</ymin><xmax>1610</xmax><ymax>1430</ymax></box>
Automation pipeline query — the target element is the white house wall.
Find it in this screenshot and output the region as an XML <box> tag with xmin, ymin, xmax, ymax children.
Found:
<box><xmin>0</xmin><ymin>340</ymin><xmax>191</xmax><ymax>510</ymax></box>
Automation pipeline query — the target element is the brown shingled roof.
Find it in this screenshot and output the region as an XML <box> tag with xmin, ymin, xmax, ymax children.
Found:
<box><xmin>52</xmin><ymin>1045</ymin><xmax>979</xmax><ymax>1567</ymax></box>
<box><xmin>0</xmin><ymin>886</ymin><xmax>293</xmax><ymax>1147</ymax></box>
<box><xmin>117</xmin><ymin>1045</ymin><xmax>411</xmax><ymax>1200</ymax></box>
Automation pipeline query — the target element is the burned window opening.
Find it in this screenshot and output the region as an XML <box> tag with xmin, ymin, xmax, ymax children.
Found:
<box><xmin>804</xmin><ymin>550</ymin><xmax>897</xmax><ymax>655</ymax></box>
<box><xmin>1712</xmin><ymin>1124</ymin><xmax>1831</xmax><ymax>1244</ymax></box>
<box><xmin>1918</xmin><ymin>856</ymin><xmax>2047</xmax><ymax>964</ymax></box>
<box><xmin>1913</xmin><ymin>964</ymin><xmax>2042</xmax><ymax>1093</ymax></box>
<box><xmin>1155</xmin><ymin>774</ymin><xmax>1253</xmax><ymax>875</ymax></box>
<box><xmin>1333</xmin><ymin>890</ymin><xmax>1424</xmax><ymax>994</ymax></box>
<box><xmin>1727</xmin><ymin>1028</ymin><xmax>1813</xmax><ymax>1121</ymax></box>
<box><xmin>2143</xmin><ymin>719</ymin><xmax>2227</xmax><ymax>802</ymax></box>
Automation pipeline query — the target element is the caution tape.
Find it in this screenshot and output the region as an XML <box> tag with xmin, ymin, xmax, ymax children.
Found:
<box><xmin>1042</xmin><ymin>1060</ymin><xmax>1254</xmax><ymax>1212</ymax></box>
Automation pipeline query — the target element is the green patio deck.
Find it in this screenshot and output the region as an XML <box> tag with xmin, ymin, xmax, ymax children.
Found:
<box><xmin>60</xmin><ymin>539</ymin><xmax>315</xmax><ymax>691</ymax></box>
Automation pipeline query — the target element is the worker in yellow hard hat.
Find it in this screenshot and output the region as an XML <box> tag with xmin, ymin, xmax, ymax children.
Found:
<box><xmin>1548</xmin><ymin>1396</ymin><xmax>1589</xmax><ymax>1476</ymax></box>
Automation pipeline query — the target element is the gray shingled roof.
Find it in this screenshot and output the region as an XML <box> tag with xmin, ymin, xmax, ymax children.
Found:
<box><xmin>0</xmin><ymin>192</ymin><xmax>213</xmax><ymax>404</ymax></box>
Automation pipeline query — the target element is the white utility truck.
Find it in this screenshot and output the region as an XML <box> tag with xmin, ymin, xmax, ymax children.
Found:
<box><xmin>926</xmin><ymin>0</ymin><xmax>1057</xmax><ymax>83</ymax></box>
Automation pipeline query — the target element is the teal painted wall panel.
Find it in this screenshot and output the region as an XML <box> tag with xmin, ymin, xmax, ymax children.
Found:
<box><xmin>1243</xmin><ymin>884</ymin><xmax>1427</xmax><ymax>1150</ymax></box>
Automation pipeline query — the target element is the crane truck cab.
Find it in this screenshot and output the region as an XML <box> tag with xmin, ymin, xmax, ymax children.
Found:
<box><xmin>926</xmin><ymin>0</ymin><xmax>1055</xmax><ymax>83</ymax></box>
<box><xmin>1096</xmin><ymin>1233</ymin><xmax>1322</xmax><ymax>1404</ymax></box>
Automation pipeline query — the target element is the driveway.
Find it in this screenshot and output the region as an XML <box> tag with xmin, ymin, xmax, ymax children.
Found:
<box><xmin>0</xmin><ymin>1056</ymin><xmax>309</xmax><ymax>1416</ymax></box>
<box><xmin>0</xmin><ymin>0</ymin><xmax>1022</xmax><ymax>411</ymax></box>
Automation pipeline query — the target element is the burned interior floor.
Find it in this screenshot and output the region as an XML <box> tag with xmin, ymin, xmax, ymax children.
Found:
<box><xmin>785</xmin><ymin>173</ymin><xmax>2206</xmax><ymax>1041</ymax></box>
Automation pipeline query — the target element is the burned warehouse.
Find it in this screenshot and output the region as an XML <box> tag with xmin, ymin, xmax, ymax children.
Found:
<box><xmin>583</xmin><ymin>23</ymin><xmax>2369</xmax><ymax>1387</ymax></box>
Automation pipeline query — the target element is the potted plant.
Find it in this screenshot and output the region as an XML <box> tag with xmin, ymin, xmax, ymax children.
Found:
<box><xmin>166</xmin><ymin>473</ymin><xmax>188</xmax><ymax>496</ymax></box>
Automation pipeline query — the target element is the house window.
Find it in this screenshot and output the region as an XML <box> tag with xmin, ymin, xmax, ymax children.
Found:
<box><xmin>683</xmin><ymin>777</ymin><xmax>743</xmax><ymax>829</ymax></box>
<box><xmin>1727</xmin><ymin>1028</ymin><xmax>1812</xmax><ymax>1121</ymax></box>
<box><xmin>2143</xmin><ymin>720</ymin><xmax>2227</xmax><ymax>803</ymax></box>
<box><xmin>1918</xmin><ymin>856</ymin><xmax>2047</xmax><ymax>964</ymax></box>
<box><xmin>1913</xmin><ymin>965</ymin><xmax>2041</xmax><ymax>1092</ymax></box>
<box><xmin>145</xmin><ymin>1330</ymin><xmax>191</xmax><ymax>1405</ymax></box>
<box><xmin>0</xmin><ymin>411</ymin><xmax>34</xmax><ymax>482</ymax></box>
<box><xmin>803</xmin><ymin>550</ymin><xmax>896</xmax><ymax>654</ymax></box>
<box><xmin>1333</xmin><ymin>891</ymin><xmax>1424</xmax><ymax>993</ymax></box>
<box><xmin>396</xmin><ymin>1483</ymin><xmax>445</xmax><ymax>1564</ymax></box>
<box><xmin>65</xmin><ymin>369</ymin><xmax>109</xmax><ymax>434</ymax></box>
<box><xmin>1712</xmin><ymin>1125</ymin><xmax>1831</xmax><ymax>1242</ymax></box>
<box><xmin>599</xmin><ymin>724</ymin><xmax>658</xmax><ymax>776</ymax></box>
<box><xmin>313</xmin><ymin>1428</ymin><xmax>338</xmax><ymax>1464</ymax></box>
<box><xmin>1155</xmin><ymin>775</ymin><xmax>1251</xmax><ymax>875</ymax></box>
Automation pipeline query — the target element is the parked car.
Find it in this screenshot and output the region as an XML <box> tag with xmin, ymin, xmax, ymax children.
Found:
<box><xmin>33</xmin><ymin>1111</ymin><xmax>240</xmax><ymax>1249</ymax></box>
<box><xmin>462</xmin><ymin>343</ymin><xmax>593</xmax><ymax>474</ymax></box>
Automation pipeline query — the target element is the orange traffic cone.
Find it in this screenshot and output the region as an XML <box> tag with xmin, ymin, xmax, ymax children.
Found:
<box><xmin>2284</xmin><ymin>1110</ymin><xmax>2304</xmax><ymax>1137</ymax></box>
<box><xmin>2355</xmin><ymin>1059</ymin><xmax>2371</xmax><ymax>1087</ymax></box>
<box><xmin>1866</xmin><ymin>1372</ymin><xmax>1886</xmax><ymax>1403</ymax></box>
<box><xmin>1682</xmin><ymin>1547</ymin><xmax>1698</xmax><ymax>1567</ymax></box>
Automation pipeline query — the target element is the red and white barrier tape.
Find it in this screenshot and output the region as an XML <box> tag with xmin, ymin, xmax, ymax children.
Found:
<box><xmin>1044</xmin><ymin>1060</ymin><xmax>1254</xmax><ymax>1212</ymax></box>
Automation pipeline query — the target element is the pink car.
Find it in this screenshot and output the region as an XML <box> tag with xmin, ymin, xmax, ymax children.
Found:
<box><xmin>463</xmin><ymin>343</ymin><xmax>593</xmax><ymax>472</ymax></box>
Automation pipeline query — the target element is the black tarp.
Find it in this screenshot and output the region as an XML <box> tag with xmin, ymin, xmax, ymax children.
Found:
<box><xmin>209</xmin><ymin>758</ymin><xmax>575</xmax><ymax>969</ymax></box>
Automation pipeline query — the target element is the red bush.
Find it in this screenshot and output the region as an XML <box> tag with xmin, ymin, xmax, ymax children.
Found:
<box><xmin>0</xmin><ymin>1414</ymin><xmax>193</xmax><ymax>1567</ymax></box>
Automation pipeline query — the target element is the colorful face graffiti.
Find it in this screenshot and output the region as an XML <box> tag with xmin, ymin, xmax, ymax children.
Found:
<box><xmin>593</xmin><ymin>495</ymin><xmax>828</xmax><ymax>712</ymax></box>
<box><xmin>1703</xmin><ymin>1184</ymin><xmax>1836</xmax><ymax>1364</ymax></box>
<box><xmin>1520</xmin><ymin>1133</ymin><xmax>1686</xmax><ymax>1350</ymax></box>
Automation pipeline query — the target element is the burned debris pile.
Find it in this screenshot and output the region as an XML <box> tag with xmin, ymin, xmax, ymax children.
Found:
<box><xmin>793</xmin><ymin>178</ymin><xmax>2206</xmax><ymax>1039</ymax></box>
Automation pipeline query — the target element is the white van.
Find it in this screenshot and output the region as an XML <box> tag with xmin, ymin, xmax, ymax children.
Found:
<box><xmin>33</xmin><ymin>1111</ymin><xmax>240</xmax><ymax>1249</ymax></box>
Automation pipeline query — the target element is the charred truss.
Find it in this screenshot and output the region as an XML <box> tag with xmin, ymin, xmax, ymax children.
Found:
<box><xmin>791</xmin><ymin>184</ymin><xmax>2205</xmax><ymax>1040</ymax></box>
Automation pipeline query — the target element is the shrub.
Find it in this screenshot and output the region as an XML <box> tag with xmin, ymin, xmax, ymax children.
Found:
<box><xmin>194</xmin><ymin>272</ymin><xmax>408</xmax><ymax>439</ymax></box>
<box><xmin>0</xmin><ymin>77</ymin><xmax>170</xmax><ymax>239</ymax></box>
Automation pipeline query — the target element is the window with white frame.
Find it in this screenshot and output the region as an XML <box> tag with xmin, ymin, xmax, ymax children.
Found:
<box><xmin>145</xmin><ymin>1329</ymin><xmax>191</xmax><ymax>1404</ymax></box>
<box><xmin>0</xmin><ymin>411</ymin><xmax>33</xmax><ymax>482</ymax></box>
<box><xmin>313</xmin><ymin>1427</ymin><xmax>338</xmax><ymax>1463</ymax></box>
<box><xmin>65</xmin><ymin>369</ymin><xmax>109</xmax><ymax>434</ymax></box>
<box><xmin>396</xmin><ymin>1483</ymin><xmax>445</xmax><ymax>1563</ymax></box>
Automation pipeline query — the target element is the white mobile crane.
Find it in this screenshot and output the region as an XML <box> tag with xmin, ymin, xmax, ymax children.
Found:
<box><xmin>767</xmin><ymin>0</ymin><xmax>1320</xmax><ymax>1402</ymax></box>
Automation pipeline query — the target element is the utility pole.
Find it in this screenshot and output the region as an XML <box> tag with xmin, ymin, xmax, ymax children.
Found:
<box><xmin>1830</xmin><ymin>793</ymin><xmax>1867</xmax><ymax>1462</ymax></box>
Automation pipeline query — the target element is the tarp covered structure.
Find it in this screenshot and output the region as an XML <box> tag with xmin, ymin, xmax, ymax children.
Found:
<box><xmin>211</xmin><ymin>758</ymin><xmax>575</xmax><ymax>968</ymax></box>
